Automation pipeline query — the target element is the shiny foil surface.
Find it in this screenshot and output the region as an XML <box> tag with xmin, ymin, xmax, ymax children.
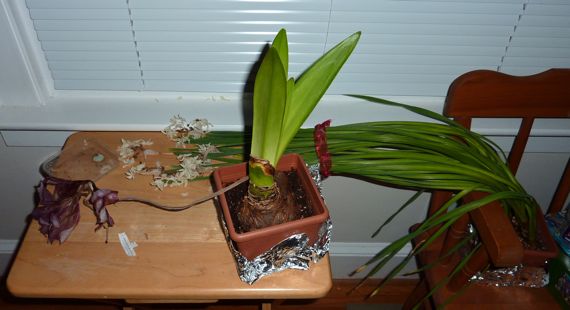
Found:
<box><xmin>221</xmin><ymin>217</ymin><xmax>332</xmax><ymax>284</ymax></box>
<box><xmin>470</xmin><ymin>264</ymin><xmax>548</xmax><ymax>288</ymax></box>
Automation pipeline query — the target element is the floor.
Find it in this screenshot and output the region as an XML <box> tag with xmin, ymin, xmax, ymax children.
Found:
<box><xmin>1</xmin><ymin>277</ymin><xmax>416</xmax><ymax>310</ymax></box>
<box><xmin>347</xmin><ymin>305</ymin><xmax>402</xmax><ymax>310</ymax></box>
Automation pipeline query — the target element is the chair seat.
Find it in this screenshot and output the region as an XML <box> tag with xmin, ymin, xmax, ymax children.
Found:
<box><xmin>412</xmin><ymin>232</ymin><xmax>560</xmax><ymax>309</ymax></box>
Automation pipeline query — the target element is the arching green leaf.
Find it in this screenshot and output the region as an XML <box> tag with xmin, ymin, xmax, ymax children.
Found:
<box><xmin>277</xmin><ymin>31</ymin><xmax>361</xmax><ymax>159</ymax></box>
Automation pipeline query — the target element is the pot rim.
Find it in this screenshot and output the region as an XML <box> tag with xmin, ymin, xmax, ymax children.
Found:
<box><xmin>213</xmin><ymin>153</ymin><xmax>329</xmax><ymax>243</ymax></box>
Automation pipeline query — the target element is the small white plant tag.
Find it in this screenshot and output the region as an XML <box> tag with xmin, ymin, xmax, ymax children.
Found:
<box><xmin>118</xmin><ymin>232</ymin><xmax>138</xmax><ymax>257</ymax></box>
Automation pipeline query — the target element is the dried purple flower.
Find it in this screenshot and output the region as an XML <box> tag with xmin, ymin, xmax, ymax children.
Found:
<box><xmin>31</xmin><ymin>176</ymin><xmax>119</xmax><ymax>243</ymax></box>
<box><xmin>89</xmin><ymin>188</ymin><xmax>118</xmax><ymax>230</ymax></box>
<box><xmin>32</xmin><ymin>177</ymin><xmax>91</xmax><ymax>243</ymax></box>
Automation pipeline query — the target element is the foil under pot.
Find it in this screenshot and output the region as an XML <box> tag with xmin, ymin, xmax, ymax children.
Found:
<box><xmin>220</xmin><ymin>216</ymin><xmax>332</xmax><ymax>284</ymax></box>
<box><xmin>470</xmin><ymin>264</ymin><xmax>549</xmax><ymax>288</ymax></box>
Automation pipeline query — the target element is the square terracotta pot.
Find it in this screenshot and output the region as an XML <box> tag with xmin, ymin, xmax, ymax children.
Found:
<box><xmin>212</xmin><ymin>153</ymin><xmax>329</xmax><ymax>260</ymax></box>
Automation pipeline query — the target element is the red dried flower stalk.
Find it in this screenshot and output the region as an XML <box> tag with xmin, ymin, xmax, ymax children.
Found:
<box><xmin>314</xmin><ymin>120</ymin><xmax>332</xmax><ymax>178</ymax></box>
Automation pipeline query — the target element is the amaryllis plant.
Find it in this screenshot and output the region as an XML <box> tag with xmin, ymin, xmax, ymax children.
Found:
<box><xmin>239</xmin><ymin>28</ymin><xmax>360</xmax><ymax>231</ymax></box>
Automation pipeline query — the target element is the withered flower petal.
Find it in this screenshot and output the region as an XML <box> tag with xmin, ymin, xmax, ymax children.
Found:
<box><xmin>32</xmin><ymin>176</ymin><xmax>120</xmax><ymax>243</ymax></box>
<box><xmin>89</xmin><ymin>188</ymin><xmax>119</xmax><ymax>230</ymax></box>
<box><xmin>31</xmin><ymin>177</ymin><xmax>88</xmax><ymax>243</ymax></box>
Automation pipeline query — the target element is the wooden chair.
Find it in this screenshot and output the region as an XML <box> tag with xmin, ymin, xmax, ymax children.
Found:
<box><xmin>403</xmin><ymin>69</ymin><xmax>570</xmax><ymax>309</ymax></box>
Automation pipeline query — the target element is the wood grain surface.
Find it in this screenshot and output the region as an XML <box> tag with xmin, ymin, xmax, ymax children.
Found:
<box><xmin>7</xmin><ymin>132</ymin><xmax>332</xmax><ymax>301</ymax></box>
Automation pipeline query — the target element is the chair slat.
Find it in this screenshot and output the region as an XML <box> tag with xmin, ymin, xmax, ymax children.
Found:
<box><xmin>507</xmin><ymin>117</ymin><xmax>534</xmax><ymax>174</ymax></box>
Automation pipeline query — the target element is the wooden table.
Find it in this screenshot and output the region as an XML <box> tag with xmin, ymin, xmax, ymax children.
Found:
<box><xmin>7</xmin><ymin>132</ymin><xmax>332</xmax><ymax>308</ymax></box>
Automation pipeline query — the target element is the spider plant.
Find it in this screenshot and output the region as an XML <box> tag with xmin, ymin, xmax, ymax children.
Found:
<box><xmin>181</xmin><ymin>95</ymin><xmax>536</xmax><ymax>244</ymax></box>
<box><xmin>239</xmin><ymin>28</ymin><xmax>360</xmax><ymax>231</ymax></box>
<box><xmin>319</xmin><ymin>95</ymin><xmax>539</xmax><ymax>301</ymax></box>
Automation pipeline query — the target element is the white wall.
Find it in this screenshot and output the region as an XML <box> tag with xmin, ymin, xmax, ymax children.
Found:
<box><xmin>0</xmin><ymin>137</ymin><xmax>60</xmax><ymax>275</ymax></box>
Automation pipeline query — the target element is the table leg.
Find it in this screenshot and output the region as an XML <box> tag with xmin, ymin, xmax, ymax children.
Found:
<box><xmin>261</xmin><ymin>302</ymin><xmax>272</xmax><ymax>310</ymax></box>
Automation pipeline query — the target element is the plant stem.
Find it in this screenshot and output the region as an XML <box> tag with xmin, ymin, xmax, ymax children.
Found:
<box><xmin>120</xmin><ymin>176</ymin><xmax>249</xmax><ymax>211</ymax></box>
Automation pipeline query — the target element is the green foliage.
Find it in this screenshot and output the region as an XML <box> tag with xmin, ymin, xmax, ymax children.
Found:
<box><xmin>251</xmin><ymin>46</ymin><xmax>287</xmax><ymax>166</ymax></box>
<box><xmin>336</xmin><ymin>96</ymin><xmax>538</xmax><ymax>303</ymax></box>
<box><xmin>250</xmin><ymin>29</ymin><xmax>361</xmax><ymax>168</ymax></box>
<box><xmin>175</xmin><ymin>95</ymin><xmax>538</xmax><ymax>302</ymax></box>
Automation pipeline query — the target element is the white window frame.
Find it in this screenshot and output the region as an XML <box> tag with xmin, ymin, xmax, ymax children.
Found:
<box><xmin>1</xmin><ymin>0</ymin><xmax>568</xmax><ymax>149</ymax></box>
<box><xmin>0</xmin><ymin>0</ymin><xmax>447</xmax><ymax>133</ymax></box>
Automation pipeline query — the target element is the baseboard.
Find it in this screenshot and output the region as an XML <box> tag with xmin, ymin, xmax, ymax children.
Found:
<box><xmin>330</xmin><ymin>242</ymin><xmax>416</xmax><ymax>279</ymax></box>
<box><xmin>0</xmin><ymin>239</ymin><xmax>414</xmax><ymax>280</ymax></box>
<box><xmin>0</xmin><ymin>240</ymin><xmax>18</xmax><ymax>277</ymax></box>
<box><xmin>0</xmin><ymin>240</ymin><xmax>17</xmax><ymax>252</ymax></box>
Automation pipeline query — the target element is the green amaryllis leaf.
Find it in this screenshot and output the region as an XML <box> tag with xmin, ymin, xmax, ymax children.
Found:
<box><xmin>271</xmin><ymin>29</ymin><xmax>288</xmax><ymax>75</ymax></box>
<box><xmin>276</xmin><ymin>31</ymin><xmax>361</xmax><ymax>159</ymax></box>
<box><xmin>251</xmin><ymin>46</ymin><xmax>287</xmax><ymax>165</ymax></box>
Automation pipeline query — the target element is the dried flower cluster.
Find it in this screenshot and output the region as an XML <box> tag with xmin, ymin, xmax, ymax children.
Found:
<box><xmin>150</xmin><ymin>142</ymin><xmax>220</xmax><ymax>190</ymax></box>
<box><xmin>118</xmin><ymin>138</ymin><xmax>163</xmax><ymax>181</ymax></box>
<box><xmin>118</xmin><ymin>138</ymin><xmax>155</xmax><ymax>166</ymax></box>
<box><xmin>151</xmin><ymin>155</ymin><xmax>207</xmax><ymax>190</ymax></box>
<box><xmin>162</xmin><ymin>115</ymin><xmax>213</xmax><ymax>147</ymax></box>
<box><xmin>121</xmin><ymin>116</ymin><xmax>219</xmax><ymax>190</ymax></box>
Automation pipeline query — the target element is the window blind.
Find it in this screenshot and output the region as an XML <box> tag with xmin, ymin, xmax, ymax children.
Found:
<box><xmin>26</xmin><ymin>0</ymin><xmax>570</xmax><ymax>97</ymax></box>
<box><xmin>500</xmin><ymin>0</ymin><xmax>570</xmax><ymax>75</ymax></box>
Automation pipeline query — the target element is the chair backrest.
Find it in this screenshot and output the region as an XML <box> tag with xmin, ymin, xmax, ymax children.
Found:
<box><xmin>443</xmin><ymin>68</ymin><xmax>570</xmax><ymax>214</ymax></box>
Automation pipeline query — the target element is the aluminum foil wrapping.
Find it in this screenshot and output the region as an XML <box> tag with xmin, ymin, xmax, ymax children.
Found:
<box><xmin>466</xmin><ymin>224</ymin><xmax>549</xmax><ymax>288</ymax></box>
<box><xmin>308</xmin><ymin>163</ymin><xmax>324</xmax><ymax>192</ymax></box>
<box><xmin>221</xmin><ymin>217</ymin><xmax>332</xmax><ymax>284</ymax></box>
<box><xmin>470</xmin><ymin>264</ymin><xmax>549</xmax><ymax>288</ymax></box>
<box><xmin>221</xmin><ymin>162</ymin><xmax>332</xmax><ymax>284</ymax></box>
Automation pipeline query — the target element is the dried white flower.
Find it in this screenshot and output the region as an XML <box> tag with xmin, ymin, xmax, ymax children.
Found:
<box><xmin>188</xmin><ymin>118</ymin><xmax>213</xmax><ymax>139</ymax></box>
<box><xmin>151</xmin><ymin>173</ymin><xmax>184</xmax><ymax>191</ymax></box>
<box><xmin>118</xmin><ymin>138</ymin><xmax>154</xmax><ymax>165</ymax></box>
<box><xmin>150</xmin><ymin>177</ymin><xmax>167</xmax><ymax>191</ymax></box>
<box><xmin>147</xmin><ymin>154</ymin><xmax>213</xmax><ymax>191</ymax></box>
<box><xmin>179</xmin><ymin>156</ymin><xmax>203</xmax><ymax>180</ymax></box>
<box><xmin>162</xmin><ymin>115</ymin><xmax>189</xmax><ymax>141</ymax></box>
<box><xmin>162</xmin><ymin>115</ymin><xmax>213</xmax><ymax>146</ymax></box>
<box><xmin>125</xmin><ymin>163</ymin><xmax>146</xmax><ymax>179</ymax></box>
<box><xmin>197</xmin><ymin>143</ymin><xmax>219</xmax><ymax>160</ymax></box>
